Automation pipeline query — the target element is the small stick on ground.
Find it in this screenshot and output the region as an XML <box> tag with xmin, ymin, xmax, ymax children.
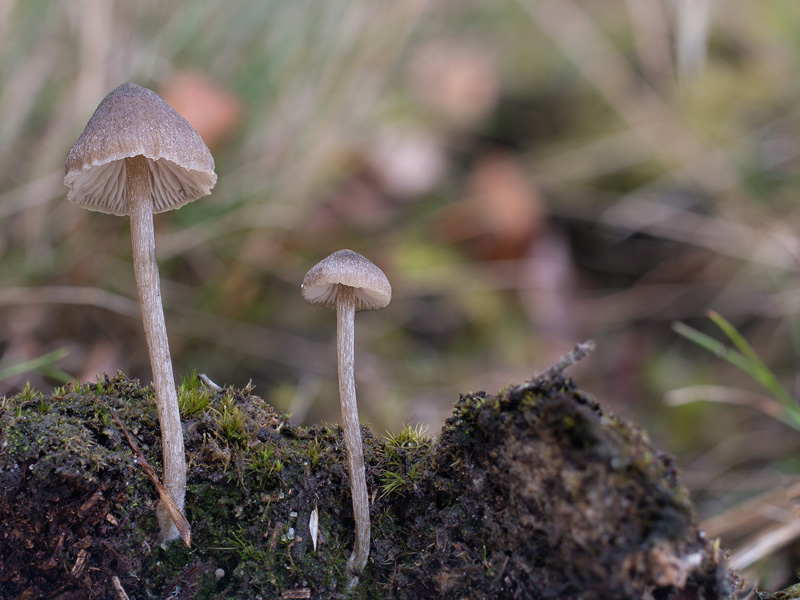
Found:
<box><xmin>112</xmin><ymin>576</ymin><xmax>131</xmax><ymax>600</ymax></box>
<box><xmin>512</xmin><ymin>340</ymin><xmax>596</xmax><ymax>395</ymax></box>
<box><xmin>199</xmin><ymin>373</ymin><xmax>222</xmax><ymax>390</ymax></box>
<box><xmin>536</xmin><ymin>340</ymin><xmax>596</xmax><ymax>382</ymax></box>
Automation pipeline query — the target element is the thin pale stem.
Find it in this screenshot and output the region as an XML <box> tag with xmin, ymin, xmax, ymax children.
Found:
<box><xmin>127</xmin><ymin>155</ymin><xmax>186</xmax><ymax>542</ymax></box>
<box><xmin>336</xmin><ymin>285</ymin><xmax>370</xmax><ymax>573</ymax></box>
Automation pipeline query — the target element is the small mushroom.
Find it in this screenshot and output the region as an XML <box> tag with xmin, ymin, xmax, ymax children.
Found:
<box><xmin>64</xmin><ymin>83</ymin><xmax>216</xmax><ymax>542</ymax></box>
<box><xmin>301</xmin><ymin>249</ymin><xmax>391</xmax><ymax>573</ymax></box>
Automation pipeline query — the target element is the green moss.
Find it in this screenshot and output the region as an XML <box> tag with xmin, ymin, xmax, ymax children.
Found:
<box><xmin>379</xmin><ymin>424</ymin><xmax>431</xmax><ymax>499</ymax></box>
<box><xmin>306</xmin><ymin>437</ymin><xmax>323</xmax><ymax>467</ymax></box>
<box><xmin>211</xmin><ymin>394</ymin><xmax>248</xmax><ymax>448</ymax></box>
<box><xmin>179</xmin><ymin>371</ymin><xmax>211</xmax><ymax>417</ymax></box>
<box><xmin>0</xmin><ymin>372</ymin><xmax>738</xmax><ymax>599</ymax></box>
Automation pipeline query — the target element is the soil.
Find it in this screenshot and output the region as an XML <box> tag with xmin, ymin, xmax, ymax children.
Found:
<box><xmin>0</xmin><ymin>371</ymin><xmax>753</xmax><ymax>599</ymax></box>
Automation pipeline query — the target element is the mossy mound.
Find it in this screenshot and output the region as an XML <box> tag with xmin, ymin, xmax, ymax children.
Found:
<box><xmin>0</xmin><ymin>372</ymin><xmax>738</xmax><ymax>599</ymax></box>
<box><xmin>391</xmin><ymin>380</ymin><xmax>737</xmax><ymax>599</ymax></box>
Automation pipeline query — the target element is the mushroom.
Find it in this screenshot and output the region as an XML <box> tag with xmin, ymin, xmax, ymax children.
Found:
<box><xmin>64</xmin><ymin>83</ymin><xmax>216</xmax><ymax>542</ymax></box>
<box><xmin>301</xmin><ymin>249</ymin><xmax>391</xmax><ymax>573</ymax></box>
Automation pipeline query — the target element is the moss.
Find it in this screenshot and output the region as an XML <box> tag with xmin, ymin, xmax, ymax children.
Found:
<box><xmin>383</xmin><ymin>378</ymin><xmax>738</xmax><ymax>599</ymax></box>
<box><xmin>760</xmin><ymin>583</ymin><xmax>800</xmax><ymax>599</ymax></box>
<box><xmin>179</xmin><ymin>370</ymin><xmax>211</xmax><ymax>417</ymax></box>
<box><xmin>0</xmin><ymin>372</ymin><xmax>739</xmax><ymax>599</ymax></box>
<box><xmin>379</xmin><ymin>424</ymin><xmax>431</xmax><ymax>498</ymax></box>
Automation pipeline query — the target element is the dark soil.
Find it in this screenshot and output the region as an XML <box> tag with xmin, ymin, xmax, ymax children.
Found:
<box><xmin>0</xmin><ymin>372</ymin><xmax>744</xmax><ymax>599</ymax></box>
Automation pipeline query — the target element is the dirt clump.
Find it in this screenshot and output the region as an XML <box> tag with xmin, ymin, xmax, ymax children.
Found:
<box><xmin>0</xmin><ymin>373</ymin><xmax>738</xmax><ymax>598</ymax></box>
<box><xmin>386</xmin><ymin>378</ymin><xmax>738</xmax><ymax>599</ymax></box>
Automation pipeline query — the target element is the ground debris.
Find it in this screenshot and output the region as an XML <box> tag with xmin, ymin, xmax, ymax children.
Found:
<box><xmin>0</xmin><ymin>371</ymin><xmax>741</xmax><ymax>599</ymax></box>
<box><xmin>386</xmin><ymin>375</ymin><xmax>740</xmax><ymax>599</ymax></box>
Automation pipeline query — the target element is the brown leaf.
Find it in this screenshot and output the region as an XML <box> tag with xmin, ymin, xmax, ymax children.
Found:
<box><xmin>112</xmin><ymin>413</ymin><xmax>191</xmax><ymax>547</ymax></box>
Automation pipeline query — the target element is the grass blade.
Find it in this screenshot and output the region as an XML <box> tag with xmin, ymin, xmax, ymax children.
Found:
<box><xmin>672</xmin><ymin>321</ymin><xmax>759</xmax><ymax>380</ymax></box>
<box><xmin>706</xmin><ymin>310</ymin><xmax>798</xmax><ymax>414</ymax></box>
<box><xmin>673</xmin><ymin>317</ymin><xmax>800</xmax><ymax>429</ymax></box>
<box><xmin>0</xmin><ymin>348</ymin><xmax>69</xmax><ymax>381</ymax></box>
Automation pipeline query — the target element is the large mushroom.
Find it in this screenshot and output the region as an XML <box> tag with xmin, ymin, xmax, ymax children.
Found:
<box><xmin>301</xmin><ymin>249</ymin><xmax>391</xmax><ymax>574</ymax></box>
<box><xmin>64</xmin><ymin>83</ymin><xmax>216</xmax><ymax>543</ymax></box>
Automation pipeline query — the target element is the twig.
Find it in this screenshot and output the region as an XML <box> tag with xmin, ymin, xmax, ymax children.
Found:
<box><xmin>111</xmin><ymin>412</ymin><xmax>191</xmax><ymax>547</ymax></box>
<box><xmin>199</xmin><ymin>373</ymin><xmax>222</xmax><ymax>390</ymax></box>
<box><xmin>535</xmin><ymin>340</ymin><xmax>596</xmax><ymax>383</ymax></box>
<box><xmin>111</xmin><ymin>576</ymin><xmax>131</xmax><ymax>600</ymax></box>
<box><xmin>511</xmin><ymin>340</ymin><xmax>596</xmax><ymax>395</ymax></box>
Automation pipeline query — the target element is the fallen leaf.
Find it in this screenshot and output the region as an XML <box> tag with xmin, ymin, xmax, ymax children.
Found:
<box><xmin>112</xmin><ymin>413</ymin><xmax>191</xmax><ymax>547</ymax></box>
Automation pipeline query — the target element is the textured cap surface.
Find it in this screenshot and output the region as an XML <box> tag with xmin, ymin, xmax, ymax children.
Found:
<box><xmin>302</xmin><ymin>249</ymin><xmax>391</xmax><ymax>311</ymax></box>
<box><xmin>64</xmin><ymin>83</ymin><xmax>217</xmax><ymax>216</ymax></box>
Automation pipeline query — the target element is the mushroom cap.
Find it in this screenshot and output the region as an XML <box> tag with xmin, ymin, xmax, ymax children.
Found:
<box><xmin>64</xmin><ymin>82</ymin><xmax>217</xmax><ymax>216</ymax></box>
<box><xmin>302</xmin><ymin>249</ymin><xmax>391</xmax><ymax>311</ymax></box>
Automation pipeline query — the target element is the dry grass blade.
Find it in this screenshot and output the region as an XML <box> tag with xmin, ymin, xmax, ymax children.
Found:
<box><xmin>516</xmin><ymin>0</ymin><xmax>738</xmax><ymax>195</ymax></box>
<box><xmin>665</xmin><ymin>385</ymin><xmax>787</xmax><ymax>420</ymax></box>
<box><xmin>730</xmin><ymin>521</ymin><xmax>800</xmax><ymax>572</ymax></box>
<box><xmin>0</xmin><ymin>286</ymin><xmax>140</xmax><ymax>318</ymax></box>
<box><xmin>600</xmin><ymin>199</ymin><xmax>799</xmax><ymax>271</ymax></box>
<box><xmin>623</xmin><ymin>0</ymin><xmax>673</xmax><ymax>83</ymax></box>
<box><xmin>702</xmin><ymin>478</ymin><xmax>800</xmax><ymax>570</ymax></box>
<box><xmin>111</xmin><ymin>412</ymin><xmax>191</xmax><ymax>547</ymax></box>
<box><xmin>674</xmin><ymin>0</ymin><xmax>711</xmax><ymax>86</ymax></box>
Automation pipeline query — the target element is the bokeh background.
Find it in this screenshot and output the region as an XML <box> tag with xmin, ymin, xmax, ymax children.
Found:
<box><xmin>2</xmin><ymin>0</ymin><xmax>800</xmax><ymax>590</ymax></box>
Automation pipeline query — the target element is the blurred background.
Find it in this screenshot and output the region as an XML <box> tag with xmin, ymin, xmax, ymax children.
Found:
<box><xmin>2</xmin><ymin>0</ymin><xmax>800</xmax><ymax>589</ymax></box>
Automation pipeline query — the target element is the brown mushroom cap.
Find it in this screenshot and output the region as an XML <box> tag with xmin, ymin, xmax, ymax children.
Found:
<box><xmin>302</xmin><ymin>249</ymin><xmax>391</xmax><ymax>311</ymax></box>
<box><xmin>64</xmin><ymin>83</ymin><xmax>217</xmax><ymax>216</ymax></box>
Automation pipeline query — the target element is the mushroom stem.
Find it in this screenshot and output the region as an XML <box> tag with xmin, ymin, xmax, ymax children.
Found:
<box><xmin>126</xmin><ymin>155</ymin><xmax>186</xmax><ymax>542</ymax></box>
<box><xmin>336</xmin><ymin>284</ymin><xmax>370</xmax><ymax>572</ymax></box>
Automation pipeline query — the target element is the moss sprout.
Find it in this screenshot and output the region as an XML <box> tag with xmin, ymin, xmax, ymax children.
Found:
<box><xmin>212</xmin><ymin>395</ymin><xmax>248</xmax><ymax>448</ymax></box>
<box><xmin>178</xmin><ymin>371</ymin><xmax>211</xmax><ymax>417</ymax></box>
<box><xmin>380</xmin><ymin>424</ymin><xmax>431</xmax><ymax>498</ymax></box>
